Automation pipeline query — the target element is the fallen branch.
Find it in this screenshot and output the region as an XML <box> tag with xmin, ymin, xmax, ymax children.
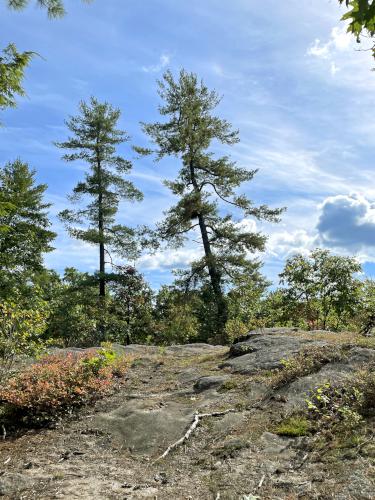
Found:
<box><xmin>258</xmin><ymin>473</ymin><xmax>266</xmax><ymax>489</ymax></box>
<box><xmin>155</xmin><ymin>408</ymin><xmax>236</xmax><ymax>461</ymax></box>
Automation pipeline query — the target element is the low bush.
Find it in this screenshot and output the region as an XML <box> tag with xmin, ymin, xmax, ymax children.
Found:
<box><xmin>304</xmin><ymin>366</ymin><xmax>375</xmax><ymax>437</ymax></box>
<box><xmin>272</xmin><ymin>345</ymin><xmax>345</xmax><ymax>389</ymax></box>
<box><xmin>0</xmin><ymin>345</ymin><xmax>131</xmax><ymax>425</ymax></box>
<box><xmin>306</xmin><ymin>382</ymin><xmax>365</xmax><ymax>437</ymax></box>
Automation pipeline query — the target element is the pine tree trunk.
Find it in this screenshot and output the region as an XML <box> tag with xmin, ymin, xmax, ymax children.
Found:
<box><xmin>189</xmin><ymin>161</ymin><xmax>228</xmax><ymax>341</ymax></box>
<box><xmin>97</xmin><ymin>158</ymin><xmax>106</xmax><ymax>340</ymax></box>
<box><xmin>197</xmin><ymin>213</ymin><xmax>228</xmax><ymax>336</ymax></box>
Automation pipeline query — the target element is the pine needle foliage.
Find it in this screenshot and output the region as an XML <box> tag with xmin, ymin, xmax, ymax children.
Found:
<box><xmin>139</xmin><ymin>70</ymin><xmax>284</xmax><ymax>340</ymax></box>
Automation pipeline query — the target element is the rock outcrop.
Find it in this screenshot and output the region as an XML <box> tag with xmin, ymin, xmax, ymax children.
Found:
<box><xmin>1</xmin><ymin>328</ymin><xmax>374</xmax><ymax>499</ymax></box>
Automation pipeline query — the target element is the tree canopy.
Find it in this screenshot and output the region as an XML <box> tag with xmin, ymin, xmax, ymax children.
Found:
<box><xmin>0</xmin><ymin>160</ymin><xmax>56</xmax><ymax>298</ymax></box>
<box><xmin>56</xmin><ymin>97</ymin><xmax>143</xmax><ymax>307</ymax></box>
<box><xmin>139</xmin><ymin>70</ymin><xmax>283</xmax><ymax>340</ymax></box>
<box><xmin>339</xmin><ymin>0</ymin><xmax>375</xmax><ymax>56</ymax></box>
<box><xmin>0</xmin><ymin>44</ymin><xmax>34</xmax><ymax>114</ymax></box>
<box><xmin>6</xmin><ymin>0</ymin><xmax>92</xmax><ymax>18</ymax></box>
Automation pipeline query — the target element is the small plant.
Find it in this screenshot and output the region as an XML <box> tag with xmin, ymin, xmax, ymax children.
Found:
<box><xmin>306</xmin><ymin>382</ymin><xmax>364</xmax><ymax>432</ymax></box>
<box><xmin>218</xmin><ymin>378</ymin><xmax>239</xmax><ymax>392</ymax></box>
<box><xmin>158</xmin><ymin>345</ymin><xmax>166</xmax><ymax>356</ymax></box>
<box><xmin>274</xmin><ymin>415</ymin><xmax>311</xmax><ymax>437</ymax></box>
<box><xmin>272</xmin><ymin>345</ymin><xmax>345</xmax><ymax>389</ymax></box>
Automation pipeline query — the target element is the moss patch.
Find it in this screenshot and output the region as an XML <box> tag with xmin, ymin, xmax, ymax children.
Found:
<box><xmin>274</xmin><ymin>415</ymin><xmax>311</xmax><ymax>437</ymax></box>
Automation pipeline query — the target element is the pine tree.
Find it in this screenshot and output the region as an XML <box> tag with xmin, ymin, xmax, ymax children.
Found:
<box><xmin>56</xmin><ymin>97</ymin><xmax>143</xmax><ymax>312</ymax></box>
<box><xmin>6</xmin><ymin>0</ymin><xmax>92</xmax><ymax>18</ymax></box>
<box><xmin>139</xmin><ymin>70</ymin><xmax>283</xmax><ymax>340</ymax></box>
<box><xmin>0</xmin><ymin>44</ymin><xmax>34</xmax><ymax>114</ymax></box>
<box><xmin>0</xmin><ymin>159</ymin><xmax>55</xmax><ymax>297</ymax></box>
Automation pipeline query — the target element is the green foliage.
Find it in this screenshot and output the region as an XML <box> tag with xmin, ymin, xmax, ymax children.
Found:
<box><xmin>107</xmin><ymin>267</ymin><xmax>154</xmax><ymax>345</ymax></box>
<box><xmin>225</xmin><ymin>269</ymin><xmax>270</xmax><ymax>341</ymax></box>
<box><xmin>0</xmin><ymin>159</ymin><xmax>56</xmax><ymax>299</ymax></box>
<box><xmin>274</xmin><ymin>415</ymin><xmax>311</xmax><ymax>437</ymax></box>
<box><xmin>0</xmin><ymin>347</ymin><xmax>130</xmax><ymax>425</ymax></box>
<box><xmin>339</xmin><ymin>1</ymin><xmax>375</xmax><ymax>56</ymax></box>
<box><xmin>306</xmin><ymin>382</ymin><xmax>364</xmax><ymax>432</ymax></box>
<box><xmin>56</xmin><ymin>97</ymin><xmax>143</xmax><ymax>310</ymax></box>
<box><xmin>257</xmin><ymin>289</ymin><xmax>296</xmax><ymax>328</ymax></box>
<box><xmin>0</xmin><ymin>43</ymin><xmax>34</xmax><ymax>113</ymax></box>
<box><xmin>6</xmin><ymin>0</ymin><xmax>92</xmax><ymax>18</ymax></box>
<box><xmin>357</xmin><ymin>279</ymin><xmax>375</xmax><ymax>335</ymax></box>
<box><xmin>47</xmin><ymin>267</ymin><xmax>155</xmax><ymax>347</ymax></box>
<box><xmin>153</xmin><ymin>286</ymin><xmax>199</xmax><ymax>344</ymax></box>
<box><xmin>0</xmin><ymin>297</ymin><xmax>49</xmax><ymax>377</ymax></box>
<box><xmin>279</xmin><ymin>248</ymin><xmax>362</xmax><ymax>330</ymax></box>
<box><xmin>294</xmin><ymin>366</ymin><xmax>375</xmax><ymax>456</ymax></box>
<box><xmin>47</xmin><ymin>268</ymin><xmax>102</xmax><ymax>346</ymax></box>
<box><xmin>140</xmin><ymin>69</ymin><xmax>283</xmax><ymax>339</ymax></box>
<box><xmin>273</xmin><ymin>345</ymin><xmax>345</xmax><ymax>389</ymax></box>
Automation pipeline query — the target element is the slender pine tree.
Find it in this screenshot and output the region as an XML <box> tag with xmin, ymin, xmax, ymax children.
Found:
<box><xmin>139</xmin><ymin>70</ymin><xmax>283</xmax><ymax>340</ymax></box>
<box><xmin>56</xmin><ymin>97</ymin><xmax>143</xmax><ymax>326</ymax></box>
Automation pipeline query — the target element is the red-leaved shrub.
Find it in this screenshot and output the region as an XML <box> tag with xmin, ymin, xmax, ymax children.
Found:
<box><xmin>0</xmin><ymin>349</ymin><xmax>130</xmax><ymax>424</ymax></box>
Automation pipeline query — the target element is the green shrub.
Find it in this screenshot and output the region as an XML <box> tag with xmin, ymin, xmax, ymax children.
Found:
<box><xmin>272</xmin><ymin>345</ymin><xmax>345</xmax><ymax>389</ymax></box>
<box><xmin>0</xmin><ymin>299</ymin><xmax>49</xmax><ymax>378</ymax></box>
<box><xmin>306</xmin><ymin>382</ymin><xmax>364</xmax><ymax>432</ymax></box>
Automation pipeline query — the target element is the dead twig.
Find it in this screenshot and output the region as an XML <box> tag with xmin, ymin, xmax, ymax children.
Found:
<box><xmin>258</xmin><ymin>474</ymin><xmax>266</xmax><ymax>489</ymax></box>
<box><xmin>155</xmin><ymin>408</ymin><xmax>236</xmax><ymax>461</ymax></box>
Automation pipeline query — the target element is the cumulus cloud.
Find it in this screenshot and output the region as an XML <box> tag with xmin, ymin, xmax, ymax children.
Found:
<box><xmin>235</xmin><ymin>218</ymin><xmax>257</xmax><ymax>233</ymax></box>
<box><xmin>266</xmin><ymin>229</ymin><xmax>317</xmax><ymax>259</ymax></box>
<box><xmin>142</xmin><ymin>53</ymin><xmax>170</xmax><ymax>73</ymax></box>
<box><xmin>317</xmin><ymin>194</ymin><xmax>375</xmax><ymax>250</ymax></box>
<box><xmin>307</xmin><ymin>26</ymin><xmax>352</xmax><ymax>60</ymax></box>
<box><xmin>137</xmin><ymin>248</ymin><xmax>201</xmax><ymax>271</ymax></box>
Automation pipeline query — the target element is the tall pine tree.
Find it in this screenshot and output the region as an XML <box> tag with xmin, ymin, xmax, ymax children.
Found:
<box><xmin>56</xmin><ymin>97</ymin><xmax>143</xmax><ymax>310</ymax></box>
<box><xmin>139</xmin><ymin>70</ymin><xmax>283</xmax><ymax>340</ymax></box>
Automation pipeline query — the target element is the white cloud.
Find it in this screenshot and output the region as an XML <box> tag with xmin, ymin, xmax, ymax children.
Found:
<box><xmin>306</xmin><ymin>24</ymin><xmax>375</xmax><ymax>88</ymax></box>
<box><xmin>307</xmin><ymin>25</ymin><xmax>353</xmax><ymax>60</ymax></box>
<box><xmin>137</xmin><ymin>248</ymin><xmax>201</xmax><ymax>271</ymax></box>
<box><xmin>235</xmin><ymin>218</ymin><xmax>257</xmax><ymax>233</ymax></box>
<box><xmin>330</xmin><ymin>61</ymin><xmax>339</xmax><ymax>76</ymax></box>
<box><xmin>331</xmin><ymin>26</ymin><xmax>352</xmax><ymax>51</ymax></box>
<box><xmin>266</xmin><ymin>229</ymin><xmax>317</xmax><ymax>259</ymax></box>
<box><xmin>142</xmin><ymin>53</ymin><xmax>171</xmax><ymax>73</ymax></box>
<box><xmin>307</xmin><ymin>38</ymin><xmax>331</xmax><ymax>59</ymax></box>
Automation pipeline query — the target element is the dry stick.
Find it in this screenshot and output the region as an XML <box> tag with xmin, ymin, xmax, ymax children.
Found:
<box><xmin>258</xmin><ymin>474</ymin><xmax>266</xmax><ymax>489</ymax></box>
<box><xmin>154</xmin><ymin>390</ymin><xmax>275</xmax><ymax>463</ymax></box>
<box><xmin>155</xmin><ymin>409</ymin><xmax>236</xmax><ymax>462</ymax></box>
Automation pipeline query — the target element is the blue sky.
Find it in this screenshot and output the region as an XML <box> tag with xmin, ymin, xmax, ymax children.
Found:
<box><xmin>1</xmin><ymin>0</ymin><xmax>375</xmax><ymax>288</ymax></box>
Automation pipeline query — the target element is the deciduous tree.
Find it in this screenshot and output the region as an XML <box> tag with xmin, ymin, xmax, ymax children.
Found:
<box><xmin>338</xmin><ymin>1</ymin><xmax>375</xmax><ymax>57</ymax></box>
<box><xmin>280</xmin><ymin>248</ymin><xmax>362</xmax><ymax>330</ymax></box>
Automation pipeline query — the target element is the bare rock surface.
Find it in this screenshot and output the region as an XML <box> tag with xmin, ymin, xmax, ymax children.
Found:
<box><xmin>93</xmin><ymin>400</ymin><xmax>195</xmax><ymax>455</ymax></box>
<box><xmin>1</xmin><ymin>332</ymin><xmax>375</xmax><ymax>499</ymax></box>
